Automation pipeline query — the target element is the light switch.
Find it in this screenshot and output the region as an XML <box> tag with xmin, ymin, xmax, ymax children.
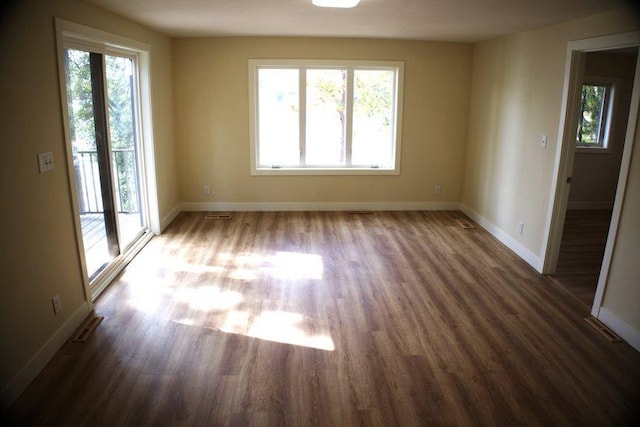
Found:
<box><xmin>38</xmin><ymin>152</ymin><xmax>54</xmax><ymax>173</ymax></box>
<box><xmin>540</xmin><ymin>134</ymin><xmax>548</xmax><ymax>148</ymax></box>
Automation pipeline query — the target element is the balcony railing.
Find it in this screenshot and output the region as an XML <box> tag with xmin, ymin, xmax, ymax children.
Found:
<box><xmin>74</xmin><ymin>148</ymin><xmax>140</xmax><ymax>215</ymax></box>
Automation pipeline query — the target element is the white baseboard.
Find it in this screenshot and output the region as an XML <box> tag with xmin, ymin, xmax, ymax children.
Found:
<box><xmin>597</xmin><ymin>307</ymin><xmax>640</xmax><ymax>352</ymax></box>
<box><xmin>567</xmin><ymin>200</ymin><xmax>614</xmax><ymax>210</ymax></box>
<box><xmin>180</xmin><ymin>201</ymin><xmax>461</xmax><ymax>212</ymax></box>
<box><xmin>460</xmin><ymin>204</ymin><xmax>543</xmax><ymax>272</ymax></box>
<box><xmin>160</xmin><ymin>204</ymin><xmax>182</xmax><ymax>232</ymax></box>
<box><xmin>1</xmin><ymin>302</ymin><xmax>91</xmax><ymax>410</ymax></box>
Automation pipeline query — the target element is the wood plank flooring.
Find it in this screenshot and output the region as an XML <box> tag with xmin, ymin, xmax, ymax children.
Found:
<box><xmin>553</xmin><ymin>209</ymin><xmax>612</xmax><ymax>308</ymax></box>
<box><xmin>6</xmin><ymin>211</ymin><xmax>640</xmax><ymax>426</ymax></box>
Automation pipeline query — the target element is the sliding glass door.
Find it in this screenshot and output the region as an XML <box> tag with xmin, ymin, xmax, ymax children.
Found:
<box><xmin>104</xmin><ymin>54</ymin><xmax>145</xmax><ymax>252</ymax></box>
<box><xmin>64</xmin><ymin>46</ymin><xmax>147</xmax><ymax>282</ymax></box>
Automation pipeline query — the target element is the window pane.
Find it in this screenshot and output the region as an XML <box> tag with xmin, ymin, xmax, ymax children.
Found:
<box><xmin>258</xmin><ymin>69</ymin><xmax>300</xmax><ymax>166</ymax></box>
<box><xmin>352</xmin><ymin>70</ymin><xmax>395</xmax><ymax>167</ymax></box>
<box><xmin>577</xmin><ymin>84</ymin><xmax>606</xmax><ymax>146</ymax></box>
<box><xmin>105</xmin><ymin>55</ymin><xmax>144</xmax><ymax>251</ymax></box>
<box><xmin>65</xmin><ymin>48</ymin><xmax>113</xmax><ymax>278</ymax></box>
<box><xmin>306</xmin><ymin>69</ymin><xmax>347</xmax><ymax>166</ymax></box>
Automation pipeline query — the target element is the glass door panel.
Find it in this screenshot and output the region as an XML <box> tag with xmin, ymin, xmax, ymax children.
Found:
<box><xmin>64</xmin><ymin>47</ymin><xmax>148</xmax><ymax>284</ymax></box>
<box><xmin>105</xmin><ymin>55</ymin><xmax>144</xmax><ymax>251</ymax></box>
<box><xmin>65</xmin><ymin>48</ymin><xmax>115</xmax><ymax>278</ymax></box>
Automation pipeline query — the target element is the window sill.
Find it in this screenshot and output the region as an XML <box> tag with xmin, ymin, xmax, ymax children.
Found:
<box><xmin>251</xmin><ymin>167</ymin><xmax>400</xmax><ymax>176</ymax></box>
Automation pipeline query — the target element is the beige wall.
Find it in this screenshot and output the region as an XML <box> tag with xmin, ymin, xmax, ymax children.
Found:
<box><xmin>173</xmin><ymin>37</ymin><xmax>472</xmax><ymax>205</ymax></box>
<box><xmin>463</xmin><ymin>9</ymin><xmax>640</xmax><ymax>336</ymax></box>
<box><xmin>602</xmin><ymin>109</ymin><xmax>640</xmax><ymax>333</ymax></box>
<box><xmin>0</xmin><ymin>0</ymin><xmax>177</xmax><ymax>406</ymax></box>
<box><xmin>569</xmin><ymin>50</ymin><xmax>637</xmax><ymax>208</ymax></box>
<box><xmin>463</xmin><ymin>9</ymin><xmax>640</xmax><ymax>257</ymax></box>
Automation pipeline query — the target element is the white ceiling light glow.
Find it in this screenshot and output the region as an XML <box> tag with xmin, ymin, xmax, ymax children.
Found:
<box><xmin>312</xmin><ymin>0</ymin><xmax>360</xmax><ymax>8</ymax></box>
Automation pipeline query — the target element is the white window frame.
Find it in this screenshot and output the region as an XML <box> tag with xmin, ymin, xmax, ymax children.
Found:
<box><xmin>248</xmin><ymin>59</ymin><xmax>404</xmax><ymax>175</ymax></box>
<box><xmin>575</xmin><ymin>76</ymin><xmax>617</xmax><ymax>153</ymax></box>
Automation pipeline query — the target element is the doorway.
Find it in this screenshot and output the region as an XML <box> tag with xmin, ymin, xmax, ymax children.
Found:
<box><xmin>59</xmin><ymin>37</ymin><xmax>155</xmax><ymax>302</ymax></box>
<box><xmin>553</xmin><ymin>47</ymin><xmax>638</xmax><ymax>308</ymax></box>
<box><xmin>543</xmin><ymin>31</ymin><xmax>640</xmax><ymax>320</ymax></box>
<box><xmin>64</xmin><ymin>48</ymin><xmax>147</xmax><ymax>280</ymax></box>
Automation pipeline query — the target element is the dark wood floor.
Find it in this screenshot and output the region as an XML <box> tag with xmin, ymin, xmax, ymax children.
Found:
<box><xmin>553</xmin><ymin>209</ymin><xmax>612</xmax><ymax>308</ymax></box>
<box><xmin>6</xmin><ymin>211</ymin><xmax>640</xmax><ymax>425</ymax></box>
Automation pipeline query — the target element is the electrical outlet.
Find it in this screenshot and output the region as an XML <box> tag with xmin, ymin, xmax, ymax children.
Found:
<box><xmin>204</xmin><ymin>185</ymin><xmax>210</xmax><ymax>196</ymax></box>
<box><xmin>52</xmin><ymin>294</ymin><xmax>62</xmax><ymax>315</ymax></box>
<box><xmin>434</xmin><ymin>185</ymin><xmax>442</xmax><ymax>196</ymax></box>
<box><xmin>517</xmin><ymin>221</ymin><xmax>524</xmax><ymax>235</ymax></box>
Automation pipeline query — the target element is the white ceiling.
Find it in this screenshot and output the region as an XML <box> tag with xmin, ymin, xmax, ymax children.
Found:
<box><xmin>85</xmin><ymin>0</ymin><xmax>632</xmax><ymax>42</ymax></box>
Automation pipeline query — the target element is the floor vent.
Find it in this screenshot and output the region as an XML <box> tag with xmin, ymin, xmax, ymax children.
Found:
<box><xmin>456</xmin><ymin>218</ymin><xmax>476</xmax><ymax>229</ymax></box>
<box><xmin>346</xmin><ymin>211</ymin><xmax>376</xmax><ymax>215</ymax></box>
<box><xmin>584</xmin><ymin>317</ymin><xmax>622</xmax><ymax>342</ymax></box>
<box><xmin>73</xmin><ymin>316</ymin><xmax>104</xmax><ymax>343</ymax></box>
<box><xmin>205</xmin><ymin>214</ymin><xmax>233</xmax><ymax>220</ymax></box>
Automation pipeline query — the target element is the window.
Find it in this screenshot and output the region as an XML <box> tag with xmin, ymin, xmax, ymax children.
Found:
<box><xmin>575</xmin><ymin>78</ymin><xmax>615</xmax><ymax>151</ymax></box>
<box><xmin>249</xmin><ymin>60</ymin><xmax>404</xmax><ymax>175</ymax></box>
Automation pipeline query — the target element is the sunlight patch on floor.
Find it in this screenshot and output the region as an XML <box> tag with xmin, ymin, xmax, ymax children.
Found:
<box><xmin>224</xmin><ymin>251</ymin><xmax>324</xmax><ymax>281</ymax></box>
<box><xmin>122</xmin><ymin>264</ymin><xmax>168</xmax><ymax>313</ymax></box>
<box><xmin>125</xmin><ymin>248</ymin><xmax>333</xmax><ymax>351</ymax></box>
<box><xmin>268</xmin><ymin>252</ymin><xmax>324</xmax><ymax>280</ymax></box>
<box><xmin>174</xmin><ymin>286</ymin><xmax>244</xmax><ymax>311</ymax></box>
<box><xmin>219</xmin><ymin>309</ymin><xmax>335</xmax><ymax>351</ymax></box>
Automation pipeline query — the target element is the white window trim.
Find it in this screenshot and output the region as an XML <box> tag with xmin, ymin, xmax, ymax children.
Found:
<box><xmin>575</xmin><ymin>76</ymin><xmax>618</xmax><ymax>154</ymax></box>
<box><xmin>248</xmin><ymin>59</ymin><xmax>404</xmax><ymax>175</ymax></box>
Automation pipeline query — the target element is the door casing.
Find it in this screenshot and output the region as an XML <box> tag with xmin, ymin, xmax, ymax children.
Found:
<box><xmin>55</xmin><ymin>19</ymin><xmax>161</xmax><ymax>302</ymax></box>
<box><xmin>542</xmin><ymin>31</ymin><xmax>640</xmax><ymax>318</ymax></box>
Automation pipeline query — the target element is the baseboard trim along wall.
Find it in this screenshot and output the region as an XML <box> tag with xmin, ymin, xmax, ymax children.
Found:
<box><xmin>1</xmin><ymin>302</ymin><xmax>91</xmax><ymax>410</ymax></box>
<box><xmin>460</xmin><ymin>205</ymin><xmax>543</xmax><ymax>273</ymax></box>
<box><xmin>180</xmin><ymin>201</ymin><xmax>462</xmax><ymax>212</ymax></box>
<box><xmin>160</xmin><ymin>204</ymin><xmax>182</xmax><ymax>232</ymax></box>
<box><xmin>598</xmin><ymin>307</ymin><xmax>640</xmax><ymax>352</ymax></box>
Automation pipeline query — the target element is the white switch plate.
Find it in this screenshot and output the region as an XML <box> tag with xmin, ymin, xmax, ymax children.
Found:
<box><xmin>38</xmin><ymin>152</ymin><xmax>54</xmax><ymax>173</ymax></box>
<box><xmin>52</xmin><ymin>294</ymin><xmax>62</xmax><ymax>315</ymax></box>
<box><xmin>540</xmin><ymin>135</ymin><xmax>548</xmax><ymax>148</ymax></box>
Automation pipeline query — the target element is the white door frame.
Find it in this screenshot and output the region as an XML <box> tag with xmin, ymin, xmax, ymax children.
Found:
<box><xmin>542</xmin><ymin>31</ymin><xmax>640</xmax><ymax>318</ymax></box>
<box><xmin>55</xmin><ymin>19</ymin><xmax>161</xmax><ymax>302</ymax></box>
